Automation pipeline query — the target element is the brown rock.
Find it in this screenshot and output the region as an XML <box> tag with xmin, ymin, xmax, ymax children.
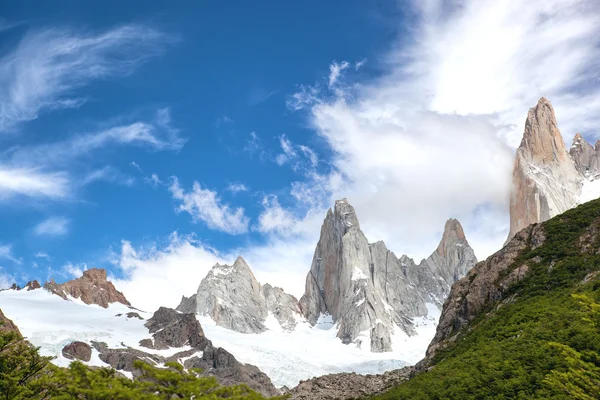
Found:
<box><xmin>0</xmin><ymin>308</ymin><xmax>21</xmax><ymax>336</ymax></box>
<box><xmin>43</xmin><ymin>268</ymin><xmax>130</xmax><ymax>308</ymax></box>
<box><xmin>24</xmin><ymin>280</ymin><xmax>41</xmax><ymax>291</ymax></box>
<box><xmin>144</xmin><ymin>307</ymin><xmax>210</xmax><ymax>350</ymax></box>
<box><xmin>62</xmin><ymin>341</ymin><xmax>92</xmax><ymax>361</ymax></box>
<box><xmin>507</xmin><ymin>98</ymin><xmax>581</xmax><ymax>242</ymax></box>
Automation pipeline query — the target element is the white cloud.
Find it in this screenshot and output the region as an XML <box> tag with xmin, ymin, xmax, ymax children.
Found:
<box><xmin>227</xmin><ymin>183</ymin><xmax>249</xmax><ymax>194</ymax></box>
<box><xmin>34</xmin><ymin>216</ymin><xmax>70</xmax><ymax>237</ymax></box>
<box><xmin>0</xmin><ymin>244</ymin><xmax>21</xmax><ymax>265</ymax></box>
<box><xmin>144</xmin><ymin>173</ymin><xmax>163</xmax><ymax>187</ymax></box>
<box><xmin>111</xmin><ymin>233</ymin><xmax>223</xmax><ymax>310</ymax></box>
<box><xmin>0</xmin><ymin>24</ymin><xmax>175</xmax><ymax>132</ymax></box>
<box><xmin>130</xmin><ymin>161</ymin><xmax>143</xmax><ymax>173</ymax></box>
<box><xmin>0</xmin><ymin>267</ymin><xmax>15</xmax><ymax>289</ymax></box>
<box><xmin>0</xmin><ymin>166</ymin><xmax>69</xmax><ymax>200</ymax></box>
<box><xmin>169</xmin><ymin>178</ymin><xmax>249</xmax><ymax>234</ymax></box>
<box><xmin>328</xmin><ymin>61</ymin><xmax>349</xmax><ymax>88</ymax></box>
<box><xmin>276</xmin><ymin>0</ymin><xmax>600</xmax><ymax>263</ymax></box>
<box><xmin>243</xmin><ymin>131</ymin><xmax>262</xmax><ymax>154</ymax></box>
<box><xmin>275</xmin><ymin>135</ymin><xmax>297</xmax><ymax>166</ymax></box>
<box><xmin>62</xmin><ymin>262</ymin><xmax>87</xmax><ymax>278</ymax></box>
<box><xmin>214</xmin><ymin>115</ymin><xmax>234</xmax><ymax>128</ymax></box>
<box><xmin>83</xmin><ymin>166</ymin><xmax>135</xmax><ymax>186</ymax></box>
<box><xmin>34</xmin><ymin>252</ymin><xmax>51</xmax><ymax>260</ymax></box>
<box><xmin>11</xmin><ymin>109</ymin><xmax>186</xmax><ymax>168</ymax></box>
<box><xmin>355</xmin><ymin>59</ymin><xmax>367</xmax><ymax>70</ymax></box>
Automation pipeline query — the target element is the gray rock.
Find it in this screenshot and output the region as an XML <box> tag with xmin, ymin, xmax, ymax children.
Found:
<box><xmin>175</xmin><ymin>294</ymin><xmax>196</xmax><ymax>314</ymax></box>
<box><xmin>262</xmin><ymin>283</ymin><xmax>302</xmax><ymax>331</ymax></box>
<box><xmin>189</xmin><ymin>256</ymin><xmax>303</xmax><ymax>333</ymax></box>
<box><xmin>300</xmin><ymin>199</ymin><xmax>477</xmax><ymax>353</ymax></box>
<box><xmin>144</xmin><ymin>307</ymin><xmax>210</xmax><ymax>350</ymax></box>
<box><xmin>570</xmin><ymin>133</ymin><xmax>600</xmax><ymax>177</ymax></box>
<box><xmin>62</xmin><ymin>341</ymin><xmax>92</xmax><ymax>362</ymax></box>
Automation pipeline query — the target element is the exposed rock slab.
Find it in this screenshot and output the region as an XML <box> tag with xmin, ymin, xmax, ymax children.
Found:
<box><xmin>43</xmin><ymin>268</ymin><xmax>130</xmax><ymax>308</ymax></box>
<box><xmin>570</xmin><ymin>133</ymin><xmax>600</xmax><ymax>177</ymax></box>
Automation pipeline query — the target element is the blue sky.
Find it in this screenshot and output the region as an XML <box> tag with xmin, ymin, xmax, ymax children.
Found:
<box><xmin>2</xmin><ymin>1</ymin><xmax>600</xmax><ymax>309</ymax></box>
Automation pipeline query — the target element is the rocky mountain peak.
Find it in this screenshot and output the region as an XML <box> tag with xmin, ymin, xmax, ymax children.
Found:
<box><xmin>333</xmin><ymin>198</ymin><xmax>360</xmax><ymax>231</ymax></box>
<box><xmin>435</xmin><ymin>218</ymin><xmax>467</xmax><ymax>257</ymax></box>
<box><xmin>570</xmin><ymin>132</ymin><xmax>600</xmax><ymax>177</ymax></box>
<box><xmin>507</xmin><ymin>97</ymin><xmax>581</xmax><ymax>242</ymax></box>
<box><xmin>183</xmin><ymin>256</ymin><xmax>302</xmax><ymax>334</ymax></box>
<box><xmin>43</xmin><ymin>268</ymin><xmax>131</xmax><ymax>308</ymax></box>
<box><xmin>519</xmin><ymin>97</ymin><xmax>570</xmax><ymax>165</ymax></box>
<box><xmin>300</xmin><ymin>199</ymin><xmax>477</xmax><ymax>353</ymax></box>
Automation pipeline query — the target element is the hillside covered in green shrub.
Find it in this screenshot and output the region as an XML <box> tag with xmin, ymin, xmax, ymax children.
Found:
<box><xmin>373</xmin><ymin>199</ymin><xmax>600</xmax><ymax>400</ymax></box>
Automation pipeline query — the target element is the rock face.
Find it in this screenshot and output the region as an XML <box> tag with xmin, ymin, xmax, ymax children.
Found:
<box><xmin>286</xmin><ymin>367</ymin><xmax>413</xmax><ymax>400</ymax></box>
<box><xmin>299</xmin><ymin>199</ymin><xmax>477</xmax><ymax>352</ymax></box>
<box><xmin>43</xmin><ymin>268</ymin><xmax>131</xmax><ymax>308</ymax></box>
<box><xmin>570</xmin><ymin>132</ymin><xmax>600</xmax><ymax>178</ymax></box>
<box><xmin>178</xmin><ymin>256</ymin><xmax>302</xmax><ymax>333</ymax></box>
<box><xmin>507</xmin><ymin>98</ymin><xmax>582</xmax><ymax>242</ymax></box>
<box><xmin>423</xmin><ymin>223</ymin><xmax>546</xmax><ymax>364</ymax></box>
<box><xmin>141</xmin><ymin>307</ymin><xmax>210</xmax><ymax>350</ymax></box>
<box><xmin>62</xmin><ymin>341</ymin><xmax>92</xmax><ymax>361</ymax></box>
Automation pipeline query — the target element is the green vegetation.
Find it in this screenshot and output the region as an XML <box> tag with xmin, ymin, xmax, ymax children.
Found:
<box><xmin>373</xmin><ymin>199</ymin><xmax>600</xmax><ymax>400</ymax></box>
<box><xmin>0</xmin><ymin>326</ymin><xmax>283</xmax><ymax>399</ymax></box>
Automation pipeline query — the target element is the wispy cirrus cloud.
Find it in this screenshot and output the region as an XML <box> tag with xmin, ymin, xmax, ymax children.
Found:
<box><xmin>33</xmin><ymin>216</ymin><xmax>71</xmax><ymax>237</ymax></box>
<box><xmin>0</xmin><ymin>166</ymin><xmax>69</xmax><ymax>200</ymax></box>
<box><xmin>169</xmin><ymin>177</ymin><xmax>250</xmax><ymax>235</ymax></box>
<box><xmin>0</xmin><ymin>24</ymin><xmax>176</xmax><ymax>132</ymax></box>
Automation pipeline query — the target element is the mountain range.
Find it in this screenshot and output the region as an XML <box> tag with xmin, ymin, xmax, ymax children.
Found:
<box><xmin>1</xmin><ymin>97</ymin><xmax>599</xmax><ymax>398</ymax></box>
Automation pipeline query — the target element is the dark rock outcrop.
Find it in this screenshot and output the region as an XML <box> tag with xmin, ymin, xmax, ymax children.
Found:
<box><xmin>62</xmin><ymin>341</ymin><xmax>92</xmax><ymax>361</ymax></box>
<box><xmin>286</xmin><ymin>367</ymin><xmax>413</xmax><ymax>400</ymax></box>
<box><xmin>184</xmin><ymin>344</ymin><xmax>281</xmax><ymax>398</ymax></box>
<box><xmin>43</xmin><ymin>268</ymin><xmax>130</xmax><ymax>308</ymax></box>
<box><xmin>142</xmin><ymin>307</ymin><xmax>210</xmax><ymax>350</ymax></box>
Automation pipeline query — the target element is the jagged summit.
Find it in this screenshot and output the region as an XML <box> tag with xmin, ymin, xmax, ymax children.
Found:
<box><xmin>507</xmin><ymin>97</ymin><xmax>582</xmax><ymax>242</ymax></box>
<box><xmin>43</xmin><ymin>268</ymin><xmax>131</xmax><ymax>308</ymax></box>
<box><xmin>300</xmin><ymin>198</ymin><xmax>477</xmax><ymax>352</ymax></box>
<box><xmin>177</xmin><ymin>256</ymin><xmax>302</xmax><ymax>333</ymax></box>
<box><xmin>570</xmin><ymin>132</ymin><xmax>600</xmax><ymax>177</ymax></box>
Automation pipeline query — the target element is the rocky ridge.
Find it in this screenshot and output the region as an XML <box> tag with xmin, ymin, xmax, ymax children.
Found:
<box><xmin>299</xmin><ymin>199</ymin><xmax>477</xmax><ymax>352</ymax></box>
<box><xmin>177</xmin><ymin>256</ymin><xmax>302</xmax><ymax>333</ymax></box>
<box><xmin>43</xmin><ymin>268</ymin><xmax>131</xmax><ymax>308</ymax></box>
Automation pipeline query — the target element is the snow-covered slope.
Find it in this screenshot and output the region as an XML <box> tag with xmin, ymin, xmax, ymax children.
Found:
<box><xmin>0</xmin><ymin>288</ymin><xmax>439</xmax><ymax>388</ymax></box>
<box><xmin>0</xmin><ymin>289</ymin><xmax>189</xmax><ymax>372</ymax></box>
